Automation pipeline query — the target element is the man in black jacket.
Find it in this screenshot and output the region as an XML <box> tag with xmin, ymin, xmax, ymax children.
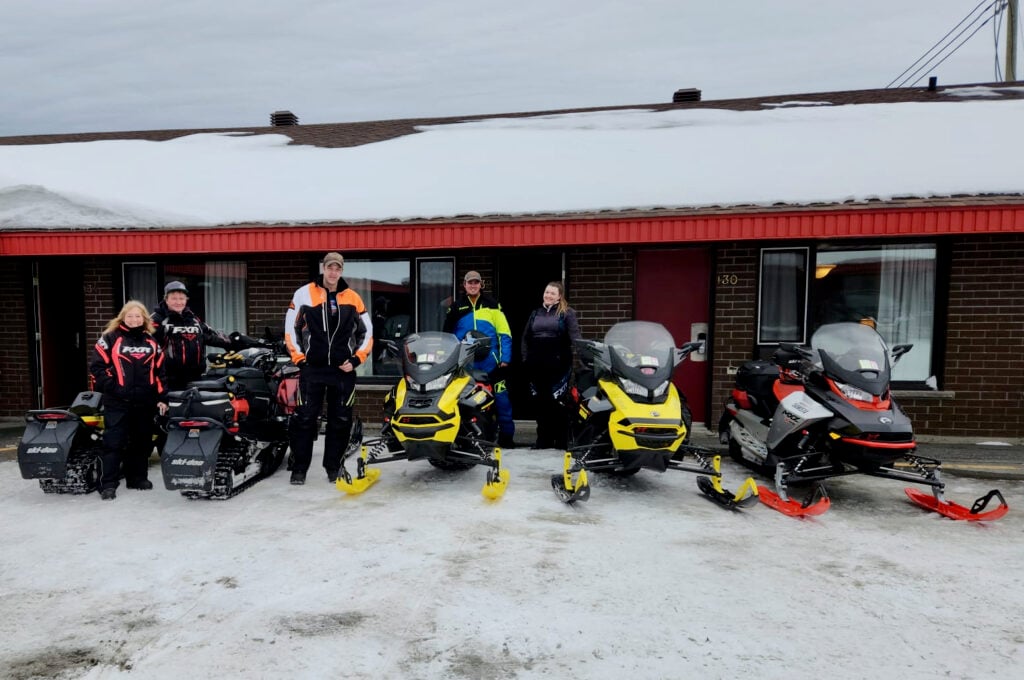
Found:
<box><xmin>152</xmin><ymin>281</ymin><xmax>233</xmax><ymax>390</ymax></box>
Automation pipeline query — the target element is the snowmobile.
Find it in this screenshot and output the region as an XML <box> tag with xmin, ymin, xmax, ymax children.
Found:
<box><xmin>17</xmin><ymin>391</ymin><xmax>105</xmax><ymax>494</ymax></box>
<box><xmin>160</xmin><ymin>332</ymin><xmax>297</xmax><ymax>499</ymax></box>
<box><xmin>552</xmin><ymin>320</ymin><xmax>759</xmax><ymax>508</ymax></box>
<box><xmin>720</xmin><ymin>321</ymin><xmax>1009</xmax><ymax>520</ymax></box>
<box><xmin>336</xmin><ymin>330</ymin><xmax>510</xmax><ymax>499</ymax></box>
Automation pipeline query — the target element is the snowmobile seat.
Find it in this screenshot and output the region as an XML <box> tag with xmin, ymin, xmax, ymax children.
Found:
<box><xmin>189</xmin><ymin>377</ymin><xmax>230</xmax><ymax>392</ymax></box>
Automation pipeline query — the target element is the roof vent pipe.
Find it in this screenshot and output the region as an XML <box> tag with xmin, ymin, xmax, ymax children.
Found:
<box><xmin>672</xmin><ymin>88</ymin><xmax>702</xmax><ymax>103</ymax></box>
<box><xmin>270</xmin><ymin>110</ymin><xmax>299</xmax><ymax>126</ymax></box>
<box><xmin>927</xmin><ymin>76</ymin><xmax>938</xmax><ymax>91</ymax></box>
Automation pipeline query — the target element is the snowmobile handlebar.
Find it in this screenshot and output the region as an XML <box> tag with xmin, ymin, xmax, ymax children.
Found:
<box><xmin>229</xmin><ymin>331</ymin><xmax>266</xmax><ymax>350</ymax></box>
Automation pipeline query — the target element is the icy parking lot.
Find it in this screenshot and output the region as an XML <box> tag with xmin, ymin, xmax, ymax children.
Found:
<box><xmin>0</xmin><ymin>447</ymin><xmax>1021</xmax><ymax>680</ymax></box>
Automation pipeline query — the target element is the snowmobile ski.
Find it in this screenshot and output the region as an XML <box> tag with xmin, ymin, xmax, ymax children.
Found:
<box><xmin>679</xmin><ymin>454</ymin><xmax>761</xmax><ymax>507</ymax></box>
<box><xmin>552</xmin><ymin>451</ymin><xmax>591</xmax><ymax>503</ymax></box>
<box><xmin>336</xmin><ymin>437</ymin><xmax>384</xmax><ymax>495</ymax></box>
<box><xmin>481</xmin><ymin>448</ymin><xmax>509</xmax><ymax>499</ymax></box>
<box><xmin>904</xmin><ymin>487</ymin><xmax>1009</xmax><ymax>522</ymax></box>
<box><xmin>758</xmin><ymin>484</ymin><xmax>831</xmax><ymax>518</ymax></box>
<box><xmin>690</xmin><ymin>453</ymin><xmax>759</xmax><ymax>509</ymax></box>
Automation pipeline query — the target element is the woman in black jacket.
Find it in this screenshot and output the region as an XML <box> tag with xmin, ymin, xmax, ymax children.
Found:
<box><xmin>521</xmin><ymin>282</ymin><xmax>581</xmax><ymax>449</ymax></box>
<box><xmin>89</xmin><ymin>300</ymin><xmax>168</xmax><ymax>500</ymax></box>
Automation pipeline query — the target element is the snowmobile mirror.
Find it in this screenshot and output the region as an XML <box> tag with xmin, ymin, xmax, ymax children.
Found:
<box><xmin>891</xmin><ymin>344</ymin><xmax>913</xmax><ymax>363</ymax></box>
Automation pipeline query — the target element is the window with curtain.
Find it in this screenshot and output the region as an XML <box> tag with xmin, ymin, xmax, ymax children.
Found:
<box><xmin>812</xmin><ymin>245</ymin><xmax>935</xmax><ymax>382</ymax></box>
<box><xmin>122</xmin><ymin>262</ymin><xmax>158</xmax><ymax>314</ymax></box>
<box><xmin>123</xmin><ymin>260</ymin><xmax>247</xmax><ymax>343</ymax></box>
<box><xmin>417</xmin><ymin>258</ymin><xmax>455</xmax><ymax>333</ymax></box>
<box><xmin>757</xmin><ymin>248</ymin><xmax>808</xmax><ymax>344</ymax></box>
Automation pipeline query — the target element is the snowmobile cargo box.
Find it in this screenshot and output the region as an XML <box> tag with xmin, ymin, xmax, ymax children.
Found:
<box><xmin>204</xmin><ymin>367</ymin><xmax>273</xmax><ymax>419</ymax></box>
<box><xmin>736</xmin><ymin>360</ymin><xmax>779</xmax><ymax>398</ymax></box>
<box><xmin>18</xmin><ymin>411</ymin><xmax>82</xmax><ymax>479</ymax></box>
<box><xmin>167</xmin><ymin>389</ymin><xmax>236</xmax><ymax>424</ymax></box>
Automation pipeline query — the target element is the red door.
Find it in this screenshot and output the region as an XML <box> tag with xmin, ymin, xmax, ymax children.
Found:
<box><xmin>635</xmin><ymin>249</ymin><xmax>711</xmax><ymax>425</ymax></box>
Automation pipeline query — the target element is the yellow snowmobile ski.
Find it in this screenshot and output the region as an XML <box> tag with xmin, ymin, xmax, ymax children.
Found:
<box><xmin>336</xmin><ymin>444</ymin><xmax>382</xmax><ymax>495</ymax></box>
<box><xmin>694</xmin><ymin>455</ymin><xmax>760</xmax><ymax>509</ymax></box>
<box><xmin>550</xmin><ymin>451</ymin><xmax>591</xmax><ymax>503</ymax></box>
<box><xmin>481</xmin><ymin>448</ymin><xmax>510</xmax><ymax>499</ymax></box>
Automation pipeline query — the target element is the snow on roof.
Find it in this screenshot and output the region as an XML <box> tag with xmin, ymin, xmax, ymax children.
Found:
<box><xmin>2</xmin><ymin>86</ymin><xmax>1024</xmax><ymax>229</ymax></box>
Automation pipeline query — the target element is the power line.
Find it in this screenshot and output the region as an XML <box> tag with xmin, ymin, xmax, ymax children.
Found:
<box><xmin>904</xmin><ymin>5</ymin><xmax>1009</xmax><ymax>86</ymax></box>
<box><xmin>887</xmin><ymin>0</ymin><xmax>1003</xmax><ymax>88</ymax></box>
<box><xmin>892</xmin><ymin>0</ymin><xmax>1003</xmax><ymax>87</ymax></box>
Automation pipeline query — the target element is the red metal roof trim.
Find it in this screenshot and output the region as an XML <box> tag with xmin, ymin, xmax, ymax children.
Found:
<box><xmin>3</xmin><ymin>204</ymin><xmax>1024</xmax><ymax>256</ymax></box>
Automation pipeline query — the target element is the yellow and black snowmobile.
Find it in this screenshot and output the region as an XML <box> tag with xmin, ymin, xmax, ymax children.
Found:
<box><xmin>336</xmin><ymin>330</ymin><xmax>510</xmax><ymax>499</ymax></box>
<box><xmin>553</xmin><ymin>320</ymin><xmax>758</xmax><ymax>508</ymax></box>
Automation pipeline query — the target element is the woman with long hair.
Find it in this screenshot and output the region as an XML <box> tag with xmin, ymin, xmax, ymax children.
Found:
<box><xmin>89</xmin><ymin>300</ymin><xmax>168</xmax><ymax>500</ymax></box>
<box><xmin>520</xmin><ymin>282</ymin><xmax>581</xmax><ymax>449</ymax></box>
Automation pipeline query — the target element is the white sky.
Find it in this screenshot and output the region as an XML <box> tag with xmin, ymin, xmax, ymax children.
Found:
<box><xmin>2</xmin><ymin>446</ymin><xmax>1021</xmax><ymax>678</ymax></box>
<box><xmin>2</xmin><ymin>89</ymin><xmax>1024</xmax><ymax>228</ymax></box>
<box><xmin>1</xmin><ymin>1</ymin><xmax>1020</xmax><ymax>136</ymax></box>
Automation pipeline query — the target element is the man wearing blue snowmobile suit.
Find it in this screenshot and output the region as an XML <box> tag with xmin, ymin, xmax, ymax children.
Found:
<box><xmin>443</xmin><ymin>270</ymin><xmax>515</xmax><ymax>448</ymax></box>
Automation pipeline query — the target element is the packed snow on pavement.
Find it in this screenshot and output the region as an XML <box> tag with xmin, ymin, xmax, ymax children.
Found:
<box><xmin>0</xmin><ymin>445</ymin><xmax>1021</xmax><ymax>680</ymax></box>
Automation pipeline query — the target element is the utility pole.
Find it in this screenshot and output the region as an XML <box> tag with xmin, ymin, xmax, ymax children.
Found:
<box><xmin>1008</xmin><ymin>0</ymin><xmax>1019</xmax><ymax>81</ymax></box>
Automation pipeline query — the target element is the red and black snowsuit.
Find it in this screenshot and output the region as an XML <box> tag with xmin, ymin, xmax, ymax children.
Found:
<box><xmin>89</xmin><ymin>324</ymin><xmax>167</xmax><ymax>491</ymax></box>
<box><xmin>151</xmin><ymin>302</ymin><xmax>232</xmax><ymax>389</ymax></box>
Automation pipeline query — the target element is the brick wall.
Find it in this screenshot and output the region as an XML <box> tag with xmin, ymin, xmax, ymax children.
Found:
<box><xmin>566</xmin><ymin>246</ymin><xmax>634</xmax><ymax>337</ymax></box>
<box><xmin>899</xmin><ymin>236</ymin><xmax>1024</xmax><ymax>437</ymax></box>
<box><xmin>0</xmin><ymin>260</ymin><xmax>34</xmax><ymax>417</ymax></box>
<box><xmin>709</xmin><ymin>246</ymin><xmax>759</xmax><ymax>429</ymax></box>
<box><xmin>246</xmin><ymin>254</ymin><xmax>309</xmax><ymax>336</ymax></box>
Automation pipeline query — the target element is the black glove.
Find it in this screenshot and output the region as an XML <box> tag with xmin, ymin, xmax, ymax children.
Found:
<box><xmin>348</xmin><ymin>356</ymin><xmax>361</xmax><ymax>369</ymax></box>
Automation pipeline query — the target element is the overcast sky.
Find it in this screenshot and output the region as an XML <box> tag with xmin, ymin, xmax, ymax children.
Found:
<box><xmin>1</xmin><ymin>0</ymin><xmax>1020</xmax><ymax>136</ymax></box>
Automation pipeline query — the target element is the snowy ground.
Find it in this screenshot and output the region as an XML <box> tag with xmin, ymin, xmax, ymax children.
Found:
<box><xmin>1</xmin><ymin>445</ymin><xmax>1021</xmax><ymax>680</ymax></box>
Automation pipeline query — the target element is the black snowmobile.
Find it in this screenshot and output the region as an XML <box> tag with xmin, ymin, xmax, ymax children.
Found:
<box><xmin>17</xmin><ymin>391</ymin><xmax>106</xmax><ymax>494</ymax></box>
<box><xmin>160</xmin><ymin>332</ymin><xmax>297</xmax><ymax>499</ymax></box>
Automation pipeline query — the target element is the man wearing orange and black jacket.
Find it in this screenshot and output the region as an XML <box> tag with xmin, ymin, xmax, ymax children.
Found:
<box><xmin>284</xmin><ymin>252</ymin><xmax>373</xmax><ymax>485</ymax></box>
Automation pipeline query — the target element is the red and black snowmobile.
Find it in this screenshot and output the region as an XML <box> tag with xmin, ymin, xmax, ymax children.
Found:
<box><xmin>160</xmin><ymin>332</ymin><xmax>297</xmax><ymax>499</ymax></box>
<box><xmin>719</xmin><ymin>321</ymin><xmax>1008</xmax><ymax>520</ymax></box>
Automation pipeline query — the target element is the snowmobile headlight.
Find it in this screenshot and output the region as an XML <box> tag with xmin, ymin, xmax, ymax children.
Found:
<box><xmin>619</xmin><ymin>378</ymin><xmax>648</xmax><ymax>397</ymax></box>
<box><xmin>833</xmin><ymin>380</ymin><xmax>872</xmax><ymax>403</ymax></box>
<box><xmin>407</xmin><ymin>374</ymin><xmax>451</xmax><ymax>392</ymax></box>
<box><xmin>619</xmin><ymin>378</ymin><xmax>669</xmax><ymax>398</ymax></box>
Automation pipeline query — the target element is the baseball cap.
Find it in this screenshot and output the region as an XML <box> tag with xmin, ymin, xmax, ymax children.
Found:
<box><xmin>463</xmin><ymin>270</ymin><xmax>482</xmax><ymax>283</ymax></box>
<box><xmin>323</xmin><ymin>252</ymin><xmax>345</xmax><ymax>268</ymax></box>
<box><xmin>164</xmin><ymin>281</ymin><xmax>188</xmax><ymax>296</ymax></box>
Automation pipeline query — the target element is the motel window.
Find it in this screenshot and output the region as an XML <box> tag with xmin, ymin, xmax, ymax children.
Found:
<box><xmin>758</xmin><ymin>244</ymin><xmax>937</xmax><ymax>386</ymax></box>
<box><xmin>341</xmin><ymin>257</ymin><xmax>455</xmax><ymax>379</ymax></box>
<box><xmin>123</xmin><ymin>261</ymin><xmax>248</xmax><ymax>341</ymax></box>
<box><xmin>757</xmin><ymin>248</ymin><xmax>808</xmax><ymax>345</ymax></box>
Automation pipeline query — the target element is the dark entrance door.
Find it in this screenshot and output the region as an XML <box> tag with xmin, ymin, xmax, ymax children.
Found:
<box><xmin>495</xmin><ymin>250</ymin><xmax>565</xmax><ymax>421</ymax></box>
<box><xmin>635</xmin><ymin>248</ymin><xmax>711</xmax><ymax>425</ymax></box>
<box><xmin>35</xmin><ymin>258</ymin><xmax>88</xmax><ymax>407</ymax></box>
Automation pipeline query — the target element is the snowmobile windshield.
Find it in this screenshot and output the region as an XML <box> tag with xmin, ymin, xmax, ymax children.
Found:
<box><xmin>604</xmin><ymin>321</ymin><xmax>675</xmax><ymax>390</ymax></box>
<box><xmin>402</xmin><ymin>332</ymin><xmax>462</xmax><ymax>384</ymax></box>
<box><xmin>810</xmin><ymin>322</ymin><xmax>891</xmax><ymax>396</ymax></box>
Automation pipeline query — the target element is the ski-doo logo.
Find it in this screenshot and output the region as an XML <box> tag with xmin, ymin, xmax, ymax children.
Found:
<box><xmin>25</xmin><ymin>445</ymin><xmax>59</xmax><ymax>454</ymax></box>
<box><xmin>169</xmin><ymin>458</ymin><xmax>205</xmax><ymax>466</ymax></box>
<box><xmin>879</xmin><ymin>416</ymin><xmax>893</xmax><ymax>424</ymax></box>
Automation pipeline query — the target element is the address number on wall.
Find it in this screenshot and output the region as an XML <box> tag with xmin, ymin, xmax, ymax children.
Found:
<box><xmin>717</xmin><ymin>274</ymin><xmax>739</xmax><ymax>285</ymax></box>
